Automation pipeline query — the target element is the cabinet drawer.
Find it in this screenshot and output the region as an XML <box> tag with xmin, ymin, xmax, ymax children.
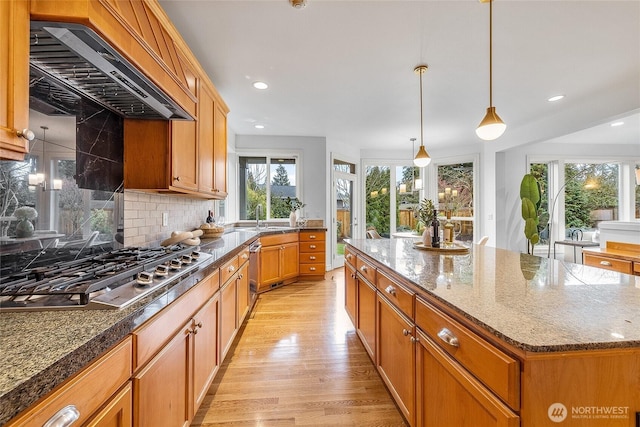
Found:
<box><xmin>345</xmin><ymin>246</ymin><xmax>356</xmax><ymax>267</ymax></box>
<box><xmin>8</xmin><ymin>337</ymin><xmax>132</xmax><ymax>427</ymax></box>
<box><xmin>299</xmin><ymin>263</ymin><xmax>325</xmax><ymax>275</ymax></box>
<box><xmin>238</xmin><ymin>247</ymin><xmax>250</xmax><ymax>266</ymax></box>
<box><xmin>300</xmin><ymin>252</ymin><xmax>326</xmax><ymax>264</ymax></box>
<box><xmin>584</xmin><ymin>254</ymin><xmax>632</xmax><ymax>275</ymax></box>
<box><xmin>133</xmin><ymin>273</ymin><xmax>218</xmax><ymax>369</ymax></box>
<box><xmin>376</xmin><ymin>270</ymin><xmax>414</xmax><ymax>320</ymax></box>
<box><xmin>299</xmin><ymin>231</ymin><xmax>326</xmax><ymax>242</ymax></box>
<box><xmin>299</xmin><ymin>241</ymin><xmax>325</xmax><ymax>253</ymax></box>
<box><xmin>220</xmin><ymin>255</ymin><xmax>240</xmax><ymax>285</ymax></box>
<box><xmin>415</xmin><ymin>297</ymin><xmax>520</xmax><ymax>410</ymax></box>
<box><xmin>634</xmin><ymin>262</ymin><xmax>640</xmax><ymax>275</ymax></box>
<box><xmin>260</xmin><ymin>232</ymin><xmax>298</xmax><ymax>246</ymax></box>
<box><xmin>356</xmin><ymin>256</ymin><xmax>376</xmax><ymax>284</ymax></box>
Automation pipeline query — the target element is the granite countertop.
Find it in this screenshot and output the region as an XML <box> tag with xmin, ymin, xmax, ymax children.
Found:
<box><xmin>0</xmin><ymin>229</ymin><xmax>265</xmax><ymax>425</ymax></box>
<box><xmin>346</xmin><ymin>239</ymin><xmax>640</xmax><ymax>353</ymax></box>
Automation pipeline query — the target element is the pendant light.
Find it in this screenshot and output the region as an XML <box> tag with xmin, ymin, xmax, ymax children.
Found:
<box><xmin>476</xmin><ymin>0</ymin><xmax>506</xmax><ymax>141</ymax></box>
<box><xmin>28</xmin><ymin>126</ymin><xmax>62</xmax><ymax>191</ymax></box>
<box><xmin>413</xmin><ymin>65</ymin><xmax>431</xmax><ymax>167</ymax></box>
<box><xmin>410</xmin><ymin>138</ymin><xmax>423</xmax><ymax>190</ymax></box>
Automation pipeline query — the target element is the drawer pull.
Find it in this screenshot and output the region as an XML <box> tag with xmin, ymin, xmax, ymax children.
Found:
<box><xmin>44</xmin><ymin>405</ymin><xmax>80</xmax><ymax>427</ymax></box>
<box><xmin>600</xmin><ymin>261</ymin><xmax>612</xmax><ymax>266</ymax></box>
<box><xmin>309</xmin><ymin>235</ymin><xmax>317</xmax><ymax>239</ymax></box>
<box><xmin>402</xmin><ymin>328</ymin><xmax>410</xmax><ymax>336</ymax></box>
<box><xmin>410</xmin><ymin>336</ymin><xmax>419</xmax><ymax>343</ymax></box>
<box><xmin>437</xmin><ymin>328</ymin><xmax>459</xmax><ymax>348</ymax></box>
<box><xmin>310</xmin><ymin>244</ymin><xmax>317</xmax><ymax>249</ymax></box>
<box><xmin>309</xmin><ymin>267</ymin><xmax>316</xmax><ymax>271</ymax></box>
<box><xmin>360</xmin><ymin>265</ymin><xmax>368</xmax><ymax>273</ymax></box>
<box><xmin>346</xmin><ymin>254</ymin><xmax>352</xmax><ymax>260</ymax></box>
<box><xmin>242</xmin><ymin>253</ymin><xmax>248</xmax><ymax>259</ymax></box>
<box><xmin>385</xmin><ymin>285</ymin><xmax>396</xmax><ymax>296</ymax></box>
<box><xmin>228</xmin><ymin>265</ymin><xmax>235</xmax><ymax>273</ymax></box>
<box><xmin>309</xmin><ymin>256</ymin><xmax>316</xmax><ymax>260</ymax></box>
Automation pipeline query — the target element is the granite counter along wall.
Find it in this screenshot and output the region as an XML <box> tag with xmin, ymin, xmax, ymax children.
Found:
<box><xmin>124</xmin><ymin>191</ymin><xmax>213</xmax><ymax>247</ymax></box>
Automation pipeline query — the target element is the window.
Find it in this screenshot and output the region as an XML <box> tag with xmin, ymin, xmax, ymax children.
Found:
<box><xmin>238</xmin><ymin>156</ymin><xmax>299</xmax><ymax>220</ymax></box>
<box><xmin>436</xmin><ymin>162</ymin><xmax>475</xmax><ymax>242</ymax></box>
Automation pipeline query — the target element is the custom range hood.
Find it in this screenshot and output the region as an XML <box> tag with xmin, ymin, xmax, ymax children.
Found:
<box><xmin>30</xmin><ymin>21</ymin><xmax>192</xmax><ymax>120</ymax></box>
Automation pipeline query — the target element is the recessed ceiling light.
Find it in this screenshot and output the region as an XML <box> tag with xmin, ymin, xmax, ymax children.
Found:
<box><xmin>254</xmin><ymin>124</ymin><xmax>265</xmax><ymax>129</ymax></box>
<box><xmin>610</xmin><ymin>121</ymin><xmax>624</xmax><ymax>127</ymax></box>
<box><xmin>547</xmin><ymin>95</ymin><xmax>564</xmax><ymax>102</ymax></box>
<box><xmin>253</xmin><ymin>81</ymin><xmax>268</xmax><ymax>90</ymax></box>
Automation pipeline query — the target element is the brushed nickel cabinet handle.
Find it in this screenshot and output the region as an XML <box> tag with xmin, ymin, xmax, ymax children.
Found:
<box><xmin>17</xmin><ymin>128</ymin><xmax>35</xmax><ymax>141</ymax></box>
<box><xmin>309</xmin><ymin>267</ymin><xmax>316</xmax><ymax>271</ymax></box>
<box><xmin>402</xmin><ymin>328</ymin><xmax>410</xmax><ymax>336</ymax></box>
<box><xmin>310</xmin><ymin>244</ymin><xmax>316</xmax><ymax>249</ymax></box>
<box><xmin>385</xmin><ymin>285</ymin><xmax>396</xmax><ymax>296</ymax></box>
<box><xmin>309</xmin><ymin>256</ymin><xmax>316</xmax><ymax>260</ymax></box>
<box><xmin>600</xmin><ymin>261</ymin><xmax>612</xmax><ymax>266</ymax></box>
<box><xmin>360</xmin><ymin>265</ymin><xmax>367</xmax><ymax>273</ymax></box>
<box><xmin>410</xmin><ymin>336</ymin><xmax>419</xmax><ymax>343</ymax></box>
<box><xmin>309</xmin><ymin>235</ymin><xmax>316</xmax><ymax>239</ymax></box>
<box><xmin>437</xmin><ymin>328</ymin><xmax>459</xmax><ymax>348</ymax></box>
<box><xmin>228</xmin><ymin>265</ymin><xmax>235</xmax><ymax>272</ymax></box>
<box><xmin>44</xmin><ymin>405</ymin><xmax>80</xmax><ymax>427</ymax></box>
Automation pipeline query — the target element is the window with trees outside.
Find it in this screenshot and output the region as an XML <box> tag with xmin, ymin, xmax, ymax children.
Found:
<box><xmin>530</xmin><ymin>161</ymin><xmax>622</xmax><ymax>254</ymax></box>
<box><xmin>436</xmin><ymin>162</ymin><xmax>475</xmax><ymax>243</ymax></box>
<box><xmin>238</xmin><ymin>156</ymin><xmax>299</xmax><ymax>221</ymax></box>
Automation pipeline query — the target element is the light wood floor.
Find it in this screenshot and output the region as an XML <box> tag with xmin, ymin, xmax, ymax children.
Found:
<box><xmin>191</xmin><ymin>269</ymin><xmax>407</xmax><ymax>427</ymax></box>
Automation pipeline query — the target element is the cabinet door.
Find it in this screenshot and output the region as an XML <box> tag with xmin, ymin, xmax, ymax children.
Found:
<box><xmin>198</xmin><ymin>84</ymin><xmax>215</xmax><ymax>194</ymax></box>
<box><xmin>281</xmin><ymin>242</ymin><xmax>299</xmax><ymax>280</ymax></box>
<box><xmin>357</xmin><ymin>277</ymin><xmax>376</xmax><ymax>361</ymax></box>
<box><xmin>134</xmin><ymin>325</ymin><xmax>190</xmax><ymax>427</ymax></box>
<box><xmin>220</xmin><ymin>278</ymin><xmax>237</xmax><ymax>360</ymax></box>
<box><xmin>344</xmin><ymin>263</ymin><xmax>357</xmax><ymax>326</ymax></box>
<box><xmin>212</xmin><ymin>102</ymin><xmax>227</xmax><ymax>196</ymax></box>
<box><xmin>377</xmin><ymin>294</ymin><xmax>416</xmax><ymax>426</ymax></box>
<box><xmin>236</xmin><ymin>262</ymin><xmax>250</xmax><ymax>326</ymax></box>
<box><xmin>170</xmin><ymin>120</ymin><xmax>198</xmax><ymax>191</ymax></box>
<box><xmin>85</xmin><ymin>382</ymin><xmax>132</xmax><ymax>427</ymax></box>
<box><xmin>192</xmin><ymin>294</ymin><xmax>219</xmax><ymax>415</ymax></box>
<box><xmin>416</xmin><ymin>330</ymin><xmax>519</xmax><ymax>427</ymax></box>
<box><xmin>259</xmin><ymin>245</ymin><xmax>281</xmax><ymax>285</ymax></box>
<box><xmin>0</xmin><ymin>0</ymin><xmax>30</xmax><ymax>160</ymax></box>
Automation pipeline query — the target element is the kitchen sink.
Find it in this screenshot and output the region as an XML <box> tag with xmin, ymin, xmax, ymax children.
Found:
<box><xmin>234</xmin><ymin>226</ymin><xmax>294</xmax><ymax>231</ymax></box>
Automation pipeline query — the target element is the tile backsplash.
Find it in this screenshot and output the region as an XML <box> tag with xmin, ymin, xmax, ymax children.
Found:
<box><xmin>124</xmin><ymin>190</ymin><xmax>213</xmax><ymax>247</ymax></box>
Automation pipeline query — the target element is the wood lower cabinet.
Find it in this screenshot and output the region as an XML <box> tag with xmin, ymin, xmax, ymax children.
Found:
<box><xmin>344</xmin><ymin>261</ymin><xmax>357</xmax><ymax>326</ymax></box>
<box><xmin>376</xmin><ymin>294</ymin><xmax>416</xmax><ymax>426</ymax></box>
<box><xmin>298</xmin><ymin>230</ymin><xmax>326</xmax><ymax>279</ymax></box>
<box><xmin>0</xmin><ymin>0</ymin><xmax>30</xmax><ymax>160</ymax></box>
<box><xmin>85</xmin><ymin>383</ymin><xmax>132</xmax><ymax>427</ymax></box>
<box><xmin>134</xmin><ymin>321</ymin><xmax>191</xmax><ymax>427</ymax></box>
<box><xmin>6</xmin><ymin>337</ymin><xmax>133</xmax><ymax>427</ymax></box>
<box><xmin>220</xmin><ymin>250</ymin><xmax>251</xmax><ymax>360</ymax></box>
<box><xmin>416</xmin><ymin>330</ymin><xmax>519</xmax><ymax>427</ymax></box>
<box><xmin>192</xmin><ymin>293</ymin><xmax>220</xmax><ymax>414</ymax></box>
<box><xmin>356</xmin><ymin>276</ymin><xmax>377</xmax><ymax>361</ymax></box>
<box><xmin>252</xmin><ymin>233</ymin><xmax>299</xmax><ymax>293</ymax></box>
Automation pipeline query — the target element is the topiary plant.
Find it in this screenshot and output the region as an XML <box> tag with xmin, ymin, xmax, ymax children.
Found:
<box><xmin>520</xmin><ymin>174</ymin><xmax>542</xmax><ymax>254</ymax></box>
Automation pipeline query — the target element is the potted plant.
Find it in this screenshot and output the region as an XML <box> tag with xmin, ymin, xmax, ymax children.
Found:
<box><xmin>13</xmin><ymin>206</ymin><xmax>38</xmax><ymax>238</ymax></box>
<box><xmin>286</xmin><ymin>197</ymin><xmax>305</xmax><ymax>227</ymax></box>
<box><xmin>416</xmin><ymin>198</ymin><xmax>435</xmax><ymax>245</ymax></box>
<box><xmin>519</xmin><ymin>174</ymin><xmax>542</xmax><ymax>254</ymax></box>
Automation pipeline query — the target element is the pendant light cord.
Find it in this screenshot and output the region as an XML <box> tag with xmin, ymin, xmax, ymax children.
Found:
<box><xmin>489</xmin><ymin>0</ymin><xmax>493</xmax><ymax>108</ymax></box>
<box><xmin>419</xmin><ymin>69</ymin><xmax>424</xmax><ymax>147</ymax></box>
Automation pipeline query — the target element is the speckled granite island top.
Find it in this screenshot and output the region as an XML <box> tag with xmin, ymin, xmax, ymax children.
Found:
<box><xmin>346</xmin><ymin>239</ymin><xmax>640</xmax><ymax>353</ymax></box>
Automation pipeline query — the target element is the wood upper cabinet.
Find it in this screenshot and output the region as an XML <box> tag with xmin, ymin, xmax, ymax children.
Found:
<box><xmin>171</xmin><ymin>119</ymin><xmax>199</xmax><ymax>192</ymax></box>
<box><xmin>198</xmin><ymin>83</ymin><xmax>227</xmax><ymax>197</ymax></box>
<box><xmin>0</xmin><ymin>0</ymin><xmax>30</xmax><ymax>160</ymax></box>
<box><xmin>416</xmin><ymin>330</ymin><xmax>519</xmax><ymax>427</ymax></box>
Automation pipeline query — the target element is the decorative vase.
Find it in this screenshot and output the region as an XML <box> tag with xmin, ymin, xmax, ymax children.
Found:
<box><xmin>421</xmin><ymin>227</ymin><xmax>432</xmax><ymax>247</ymax></box>
<box><xmin>289</xmin><ymin>211</ymin><xmax>297</xmax><ymax>227</ymax></box>
<box><xmin>15</xmin><ymin>219</ymin><xmax>34</xmax><ymax>238</ymax></box>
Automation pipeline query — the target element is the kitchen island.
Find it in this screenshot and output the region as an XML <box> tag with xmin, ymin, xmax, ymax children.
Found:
<box><xmin>345</xmin><ymin>238</ymin><xmax>639</xmax><ymax>427</ymax></box>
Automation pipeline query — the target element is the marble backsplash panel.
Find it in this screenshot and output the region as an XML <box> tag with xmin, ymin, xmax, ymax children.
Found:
<box><xmin>124</xmin><ymin>190</ymin><xmax>213</xmax><ymax>247</ymax></box>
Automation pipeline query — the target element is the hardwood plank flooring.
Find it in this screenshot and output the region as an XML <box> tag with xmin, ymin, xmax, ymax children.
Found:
<box><xmin>191</xmin><ymin>269</ymin><xmax>407</xmax><ymax>427</ymax></box>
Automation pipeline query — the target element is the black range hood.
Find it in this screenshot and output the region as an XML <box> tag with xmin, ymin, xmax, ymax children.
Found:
<box><xmin>30</xmin><ymin>21</ymin><xmax>192</xmax><ymax>121</ymax></box>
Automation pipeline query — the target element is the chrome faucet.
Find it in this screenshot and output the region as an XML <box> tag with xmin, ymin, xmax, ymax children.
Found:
<box><xmin>256</xmin><ymin>205</ymin><xmax>263</xmax><ymax>229</ymax></box>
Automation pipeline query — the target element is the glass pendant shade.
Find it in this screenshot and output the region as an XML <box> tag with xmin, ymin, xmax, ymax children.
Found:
<box><xmin>476</xmin><ymin>106</ymin><xmax>506</xmax><ymax>141</ymax></box>
<box><xmin>413</xmin><ymin>145</ymin><xmax>431</xmax><ymax>167</ymax></box>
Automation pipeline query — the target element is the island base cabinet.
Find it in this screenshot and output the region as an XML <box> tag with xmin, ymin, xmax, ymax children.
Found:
<box><xmin>344</xmin><ymin>262</ymin><xmax>357</xmax><ymax>326</ymax></box>
<box><xmin>133</xmin><ymin>324</ymin><xmax>190</xmax><ymax>427</ymax></box>
<box><xmin>376</xmin><ymin>294</ymin><xmax>416</xmax><ymax>426</ymax></box>
<box><xmin>356</xmin><ymin>277</ymin><xmax>376</xmax><ymax>361</ymax></box>
<box><xmin>416</xmin><ymin>330</ymin><xmax>519</xmax><ymax>427</ymax></box>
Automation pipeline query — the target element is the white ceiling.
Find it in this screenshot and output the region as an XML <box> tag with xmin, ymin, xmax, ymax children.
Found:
<box><xmin>158</xmin><ymin>0</ymin><xmax>640</xmax><ymax>153</ymax></box>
